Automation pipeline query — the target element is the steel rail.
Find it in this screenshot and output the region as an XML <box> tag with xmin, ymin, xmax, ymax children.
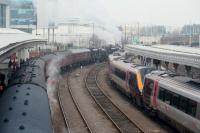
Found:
<box><xmin>57</xmin><ymin>73</ymin><xmax>92</xmax><ymax>133</ymax></box>
<box><xmin>67</xmin><ymin>73</ymin><xmax>93</xmax><ymax>133</ymax></box>
<box><xmin>85</xmin><ymin>64</ymin><xmax>144</xmax><ymax>133</ymax></box>
<box><xmin>57</xmin><ymin>80</ymin><xmax>71</xmax><ymax>133</ymax></box>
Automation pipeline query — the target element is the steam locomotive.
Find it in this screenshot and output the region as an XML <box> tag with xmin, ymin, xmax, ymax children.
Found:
<box><xmin>0</xmin><ymin>47</ymin><xmax>114</xmax><ymax>133</ymax></box>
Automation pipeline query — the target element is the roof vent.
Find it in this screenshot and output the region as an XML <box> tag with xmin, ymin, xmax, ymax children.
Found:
<box><xmin>3</xmin><ymin>118</ymin><xmax>9</xmax><ymax>123</ymax></box>
<box><xmin>24</xmin><ymin>100</ymin><xmax>29</xmax><ymax>106</ymax></box>
<box><xmin>8</xmin><ymin>107</ymin><xmax>13</xmax><ymax>111</ymax></box>
<box><xmin>13</xmin><ymin>96</ymin><xmax>17</xmax><ymax>100</ymax></box>
<box><xmin>19</xmin><ymin>125</ymin><xmax>25</xmax><ymax>130</ymax></box>
<box><xmin>123</xmin><ymin>60</ymin><xmax>130</xmax><ymax>63</ymax></box>
<box><xmin>22</xmin><ymin>112</ymin><xmax>27</xmax><ymax>116</ymax></box>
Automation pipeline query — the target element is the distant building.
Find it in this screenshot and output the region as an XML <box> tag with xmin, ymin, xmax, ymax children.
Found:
<box><xmin>138</xmin><ymin>25</ymin><xmax>165</xmax><ymax>45</ymax></box>
<box><xmin>140</xmin><ymin>36</ymin><xmax>161</xmax><ymax>45</ymax></box>
<box><xmin>0</xmin><ymin>0</ymin><xmax>10</xmax><ymax>28</ymax></box>
<box><xmin>160</xmin><ymin>34</ymin><xmax>200</xmax><ymax>46</ymax></box>
<box><xmin>140</xmin><ymin>25</ymin><xmax>166</xmax><ymax>36</ymax></box>
<box><xmin>181</xmin><ymin>24</ymin><xmax>200</xmax><ymax>35</ymax></box>
<box><xmin>32</xmin><ymin>23</ymin><xmax>97</xmax><ymax>48</ymax></box>
<box><xmin>10</xmin><ymin>0</ymin><xmax>36</xmax><ymax>33</ymax></box>
<box><xmin>120</xmin><ymin>24</ymin><xmax>166</xmax><ymax>44</ymax></box>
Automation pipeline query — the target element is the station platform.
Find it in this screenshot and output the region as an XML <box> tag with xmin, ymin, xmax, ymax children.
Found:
<box><xmin>125</xmin><ymin>44</ymin><xmax>200</xmax><ymax>68</ymax></box>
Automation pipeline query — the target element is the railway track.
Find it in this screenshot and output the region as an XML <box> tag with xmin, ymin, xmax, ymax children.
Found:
<box><xmin>57</xmin><ymin>73</ymin><xmax>92</xmax><ymax>133</ymax></box>
<box><xmin>85</xmin><ymin>64</ymin><xmax>144</xmax><ymax>133</ymax></box>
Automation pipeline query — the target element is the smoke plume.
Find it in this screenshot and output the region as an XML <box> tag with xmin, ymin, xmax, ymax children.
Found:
<box><xmin>33</xmin><ymin>0</ymin><xmax>121</xmax><ymax>44</ymax></box>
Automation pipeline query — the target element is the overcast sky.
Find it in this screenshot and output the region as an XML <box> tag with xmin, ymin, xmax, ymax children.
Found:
<box><xmin>98</xmin><ymin>0</ymin><xmax>200</xmax><ymax>26</ymax></box>
<box><xmin>34</xmin><ymin>0</ymin><xmax>200</xmax><ymax>43</ymax></box>
<box><xmin>36</xmin><ymin>0</ymin><xmax>200</xmax><ymax>27</ymax></box>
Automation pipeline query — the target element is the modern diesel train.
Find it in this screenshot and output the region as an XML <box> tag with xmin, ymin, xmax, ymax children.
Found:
<box><xmin>0</xmin><ymin>47</ymin><xmax>112</xmax><ymax>133</ymax></box>
<box><xmin>109</xmin><ymin>52</ymin><xmax>200</xmax><ymax>133</ymax></box>
<box><xmin>109</xmin><ymin>54</ymin><xmax>154</xmax><ymax>106</ymax></box>
<box><xmin>143</xmin><ymin>71</ymin><xmax>200</xmax><ymax>133</ymax></box>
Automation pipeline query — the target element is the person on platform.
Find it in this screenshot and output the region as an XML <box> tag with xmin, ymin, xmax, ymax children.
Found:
<box><xmin>8</xmin><ymin>59</ymin><xmax>12</xmax><ymax>69</ymax></box>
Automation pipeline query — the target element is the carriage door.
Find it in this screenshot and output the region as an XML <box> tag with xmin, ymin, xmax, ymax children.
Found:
<box><xmin>128</xmin><ymin>72</ymin><xmax>138</xmax><ymax>98</ymax></box>
<box><xmin>126</xmin><ymin>71</ymin><xmax>130</xmax><ymax>93</ymax></box>
<box><xmin>143</xmin><ymin>78</ymin><xmax>154</xmax><ymax>108</ymax></box>
<box><xmin>152</xmin><ymin>80</ymin><xmax>159</xmax><ymax>109</ymax></box>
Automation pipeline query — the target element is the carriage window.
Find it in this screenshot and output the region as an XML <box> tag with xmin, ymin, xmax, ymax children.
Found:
<box><xmin>158</xmin><ymin>87</ymin><xmax>197</xmax><ymax>118</ymax></box>
<box><xmin>158</xmin><ymin>88</ymin><xmax>165</xmax><ymax>101</ymax></box>
<box><xmin>171</xmin><ymin>93</ymin><xmax>179</xmax><ymax>108</ymax></box>
<box><xmin>187</xmin><ymin>100</ymin><xmax>197</xmax><ymax>117</ymax></box>
<box><xmin>114</xmin><ymin>68</ymin><xmax>126</xmax><ymax>80</ymax></box>
<box><xmin>179</xmin><ymin>96</ymin><xmax>188</xmax><ymax>113</ymax></box>
<box><xmin>164</xmin><ymin>91</ymin><xmax>172</xmax><ymax>104</ymax></box>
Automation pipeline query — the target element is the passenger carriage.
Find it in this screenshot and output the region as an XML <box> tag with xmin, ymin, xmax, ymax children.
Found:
<box><xmin>143</xmin><ymin>71</ymin><xmax>200</xmax><ymax>133</ymax></box>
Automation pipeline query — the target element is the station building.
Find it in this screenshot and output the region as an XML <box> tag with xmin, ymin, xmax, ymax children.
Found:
<box><xmin>0</xmin><ymin>0</ymin><xmax>10</xmax><ymax>28</ymax></box>
<box><xmin>10</xmin><ymin>0</ymin><xmax>36</xmax><ymax>33</ymax></box>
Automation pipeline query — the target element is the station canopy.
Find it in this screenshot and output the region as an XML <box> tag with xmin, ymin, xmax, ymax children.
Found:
<box><xmin>0</xmin><ymin>28</ymin><xmax>41</xmax><ymax>50</ymax></box>
<box><xmin>125</xmin><ymin>44</ymin><xmax>200</xmax><ymax>68</ymax></box>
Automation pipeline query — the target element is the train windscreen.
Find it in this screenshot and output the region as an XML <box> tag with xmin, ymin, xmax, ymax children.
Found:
<box><xmin>140</xmin><ymin>68</ymin><xmax>154</xmax><ymax>84</ymax></box>
<box><xmin>129</xmin><ymin>73</ymin><xmax>139</xmax><ymax>93</ymax></box>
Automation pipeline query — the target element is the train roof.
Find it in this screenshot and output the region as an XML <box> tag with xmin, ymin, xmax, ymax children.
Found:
<box><xmin>91</xmin><ymin>48</ymin><xmax>98</xmax><ymax>51</ymax></box>
<box><xmin>40</xmin><ymin>48</ymin><xmax>90</xmax><ymax>61</ymax></box>
<box><xmin>40</xmin><ymin>54</ymin><xmax>57</xmax><ymax>61</ymax></box>
<box><xmin>146</xmin><ymin>71</ymin><xmax>200</xmax><ymax>102</ymax></box>
<box><xmin>111</xmin><ymin>47</ymin><xmax>117</xmax><ymax>50</ymax></box>
<box><xmin>110</xmin><ymin>57</ymin><xmax>153</xmax><ymax>73</ymax></box>
<box><xmin>99</xmin><ymin>48</ymin><xmax>106</xmax><ymax>51</ymax></box>
<box><xmin>0</xmin><ymin>84</ymin><xmax>52</xmax><ymax>133</ymax></box>
<box><xmin>108</xmin><ymin>52</ymin><xmax>125</xmax><ymax>61</ymax></box>
<box><xmin>70</xmin><ymin>48</ymin><xmax>90</xmax><ymax>54</ymax></box>
<box><xmin>55</xmin><ymin>50</ymin><xmax>71</xmax><ymax>57</ymax></box>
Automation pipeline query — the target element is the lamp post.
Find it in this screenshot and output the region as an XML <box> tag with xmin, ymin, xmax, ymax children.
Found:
<box><xmin>199</xmin><ymin>34</ymin><xmax>200</xmax><ymax>48</ymax></box>
<box><xmin>92</xmin><ymin>23</ymin><xmax>95</xmax><ymax>48</ymax></box>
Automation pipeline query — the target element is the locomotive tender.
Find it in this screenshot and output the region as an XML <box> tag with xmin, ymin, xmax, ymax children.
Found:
<box><xmin>0</xmin><ymin>57</ymin><xmax>52</xmax><ymax>133</ymax></box>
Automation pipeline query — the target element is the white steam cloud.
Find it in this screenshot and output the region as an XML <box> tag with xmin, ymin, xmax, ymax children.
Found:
<box><xmin>45</xmin><ymin>53</ymin><xmax>71</xmax><ymax>132</ymax></box>
<box><xmin>46</xmin><ymin>55</ymin><xmax>65</xmax><ymax>116</ymax></box>
<box><xmin>33</xmin><ymin>0</ymin><xmax>121</xmax><ymax>44</ymax></box>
